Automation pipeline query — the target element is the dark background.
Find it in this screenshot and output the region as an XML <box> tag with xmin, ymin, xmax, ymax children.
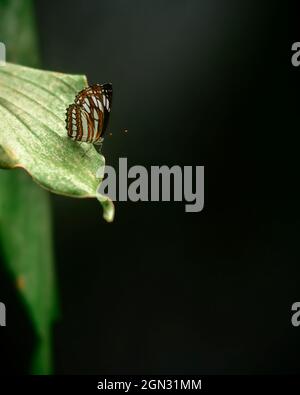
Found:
<box><xmin>2</xmin><ymin>0</ymin><xmax>299</xmax><ymax>374</ymax></box>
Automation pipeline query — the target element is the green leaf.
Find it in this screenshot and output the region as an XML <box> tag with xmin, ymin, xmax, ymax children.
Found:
<box><xmin>0</xmin><ymin>168</ymin><xmax>58</xmax><ymax>373</ymax></box>
<box><xmin>0</xmin><ymin>62</ymin><xmax>114</xmax><ymax>221</ymax></box>
<box><xmin>0</xmin><ymin>0</ymin><xmax>61</xmax><ymax>374</ymax></box>
<box><xmin>0</xmin><ymin>0</ymin><xmax>40</xmax><ymax>67</ymax></box>
<box><xmin>0</xmin><ymin>0</ymin><xmax>113</xmax><ymax>375</ymax></box>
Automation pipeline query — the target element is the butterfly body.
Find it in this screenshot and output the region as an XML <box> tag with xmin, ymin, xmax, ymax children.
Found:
<box><xmin>66</xmin><ymin>83</ymin><xmax>112</xmax><ymax>145</ymax></box>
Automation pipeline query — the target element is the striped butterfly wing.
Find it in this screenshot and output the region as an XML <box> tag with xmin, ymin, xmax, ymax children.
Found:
<box><xmin>96</xmin><ymin>83</ymin><xmax>113</xmax><ymax>133</ymax></box>
<box><xmin>66</xmin><ymin>83</ymin><xmax>113</xmax><ymax>144</ymax></box>
<box><xmin>66</xmin><ymin>104</ymin><xmax>95</xmax><ymax>142</ymax></box>
<box><xmin>75</xmin><ymin>83</ymin><xmax>112</xmax><ymax>142</ymax></box>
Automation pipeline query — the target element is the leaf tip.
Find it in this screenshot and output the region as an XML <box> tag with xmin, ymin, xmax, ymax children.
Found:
<box><xmin>96</xmin><ymin>192</ymin><xmax>115</xmax><ymax>223</ymax></box>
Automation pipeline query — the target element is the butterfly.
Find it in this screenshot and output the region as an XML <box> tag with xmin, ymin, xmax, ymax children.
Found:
<box><xmin>66</xmin><ymin>83</ymin><xmax>112</xmax><ymax>150</ymax></box>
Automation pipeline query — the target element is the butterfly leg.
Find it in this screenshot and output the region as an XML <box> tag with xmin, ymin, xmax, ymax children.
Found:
<box><xmin>94</xmin><ymin>137</ymin><xmax>104</xmax><ymax>154</ymax></box>
<box><xmin>81</xmin><ymin>144</ymin><xmax>93</xmax><ymax>158</ymax></box>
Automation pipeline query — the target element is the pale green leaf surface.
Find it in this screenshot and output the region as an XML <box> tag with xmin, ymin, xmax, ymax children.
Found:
<box><xmin>0</xmin><ymin>62</ymin><xmax>114</xmax><ymax>222</ymax></box>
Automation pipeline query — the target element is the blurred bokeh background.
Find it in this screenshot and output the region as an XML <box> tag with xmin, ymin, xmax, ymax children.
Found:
<box><xmin>1</xmin><ymin>0</ymin><xmax>299</xmax><ymax>374</ymax></box>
